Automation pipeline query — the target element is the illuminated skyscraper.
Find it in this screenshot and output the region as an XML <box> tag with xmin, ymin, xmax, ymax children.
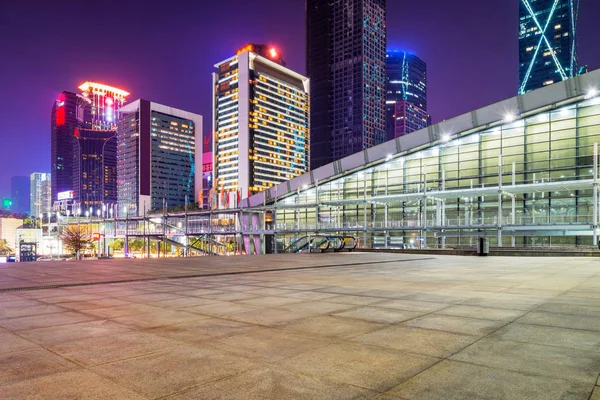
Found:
<box><xmin>519</xmin><ymin>0</ymin><xmax>581</xmax><ymax>94</ymax></box>
<box><xmin>386</xmin><ymin>50</ymin><xmax>430</xmax><ymax>139</ymax></box>
<box><xmin>117</xmin><ymin>100</ymin><xmax>201</xmax><ymax>216</ymax></box>
<box><xmin>307</xmin><ymin>0</ymin><xmax>386</xmax><ymax>169</ymax></box>
<box><xmin>50</xmin><ymin>82</ymin><xmax>129</xmax><ymax>206</ymax></box>
<box><xmin>30</xmin><ymin>173</ymin><xmax>51</xmax><ymax>219</ymax></box>
<box><xmin>72</xmin><ymin>128</ymin><xmax>117</xmax><ymax>210</ymax></box>
<box><xmin>212</xmin><ymin>46</ymin><xmax>309</xmax><ymax>202</ymax></box>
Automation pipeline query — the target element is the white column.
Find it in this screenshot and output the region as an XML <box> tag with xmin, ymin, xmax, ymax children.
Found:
<box><xmin>498</xmin><ymin>154</ymin><xmax>503</xmax><ymax>247</ymax></box>
<box><xmin>593</xmin><ymin>143</ymin><xmax>598</xmax><ymax>246</ymax></box>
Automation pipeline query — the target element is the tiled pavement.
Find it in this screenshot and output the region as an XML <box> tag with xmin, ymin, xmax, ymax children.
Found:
<box><xmin>0</xmin><ymin>253</ymin><xmax>600</xmax><ymax>399</ymax></box>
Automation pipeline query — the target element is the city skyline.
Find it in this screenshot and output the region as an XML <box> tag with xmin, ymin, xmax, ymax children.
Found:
<box><xmin>2</xmin><ymin>0</ymin><xmax>600</xmax><ymax>199</ymax></box>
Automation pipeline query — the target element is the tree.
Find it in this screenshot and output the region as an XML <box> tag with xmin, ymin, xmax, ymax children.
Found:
<box><xmin>111</xmin><ymin>239</ymin><xmax>124</xmax><ymax>251</ymax></box>
<box><xmin>0</xmin><ymin>239</ymin><xmax>13</xmax><ymax>255</ymax></box>
<box><xmin>60</xmin><ymin>225</ymin><xmax>93</xmax><ymax>255</ymax></box>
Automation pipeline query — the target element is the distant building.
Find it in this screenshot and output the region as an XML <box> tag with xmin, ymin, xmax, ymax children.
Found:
<box><xmin>72</xmin><ymin>128</ymin><xmax>117</xmax><ymax>212</ymax></box>
<box><xmin>201</xmin><ymin>151</ymin><xmax>212</xmax><ymax>209</ymax></box>
<box><xmin>0</xmin><ymin>218</ymin><xmax>23</xmax><ymax>252</ymax></box>
<box><xmin>11</xmin><ymin>176</ymin><xmax>30</xmax><ymax>214</ymax></box>
<box><xmin>518</xmin><ymin>0</ymin><xmax>581</xmax><ymax>94</ymax></box>
<box><xmin>212</xmin><ymin>46</ymin><xmax>309</xmax><ymax>203</ymax></box>
<box><xmin>30</xmin><ymin>173</ymin><xmax>51</xmax><ymax>218</ymax></box>
<box><xmin>307</xmin><ymin>0</ymin><xmax>387</xmax><ymax>168</ymax></box>
<box><xmin>386</xmin><ymin>50</ymin><xmax>430</xmax><ymax>139</ymax></box>
<box><xmin>117</xmin><ymin>100</ymin><xmax>202</xmax><ymax>216</ymax></box>
<box><xmin>50</xmin><ymin>82</ymin><xmax>128</xmax><ymax>205</ymax></box>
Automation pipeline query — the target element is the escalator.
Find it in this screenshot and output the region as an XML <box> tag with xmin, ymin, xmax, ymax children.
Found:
<box><xmin>284</xmin><ymin>235</ymin><xmax>358</xmax><ymax>253</ymax></box>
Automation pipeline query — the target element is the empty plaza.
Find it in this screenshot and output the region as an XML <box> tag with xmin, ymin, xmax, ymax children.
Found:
<box><xmin>1</xmin><ymin>253</ymin><xmax>600</xmax><ymax>399</ymax></box>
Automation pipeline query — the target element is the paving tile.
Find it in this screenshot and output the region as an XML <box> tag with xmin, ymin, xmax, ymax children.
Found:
<box><xmin>215</xmin><ymin>328</ymin><xmax>332</xmax><ymax>362</ymax></box>
<box><xmin>236</xmin><ymin>295</ymin><xmax>306</xmax><ymax>307</ymax></box>
<box><xmin>147</xmin><ymin>296</ymin><xmax>222</xmax><ymax>309</ymax></box>
<box><xmin>449</xmin><ymin>337</ymin><xmax>600</xmax><ymax>384</ymax></box>
<box><xmin>183</xmin><ymin>301</ymin><xmax>263</xmax><ymax>317</ymax></box>
<box><xmin>91</xmin><ymin>345</ymin><xmax>256</xmax><ymax>399</ymax></box>
<box><xmin>0</xmin><ymin>299</ymin><xmax>44</xmax><ymax>309</ymax></box>
<box><xmin>82</xmin><ymin>303</ymin><xmax>165</xmax><ymax>318</ymax></box>
<box><xmin>517</xmin><ymin>311</ymin><xmax>600</xmax><ymax>331</ymax></box>
<box><xmin>536</xmin><ymin>302</ymin><xmax>600</xmax><ymax>318</ymax></box>
<box><xmin>164</xmin><ymin>367</ymin><xmax>375</xmax><ymax>400</ymax></box>
<box><xmin>490</xmin><ymin>323</ymin><xmax>600</xmax><ymax>353</ymax></box>
<box><xmin>0</xmin><ymin>370</ymin><xmax>146</xmax><ymax>399</ymax></box>
<box><xmin>18</xmin><ymin>319</ymin><xmax>133</xmax><ymax>346</ymax></box>
<box><xmin>56</xmin><ymin>298</ymin><xmax>132</xmax><ymax>310</ymax></box>
<box><xmin>376</xmin><ymin>299</ymin><xmax>450</xmax><ymax>313</ymax></box>
<box><xmin>228</xmin><ymin>307</ymin><xmax>317</xmax><ymax>326</ymax></box>
<box><xmin>40</xmin><ymin>294</ymin><xmax>105</xmax><ymax>304</ymax></box>
<box><xmin>0</xmin><ymin>330</ymin><xmax>38</xmax><ymax>354</ymax></box>
<box><xmin>284</xmin><ymin>315</ymin><xmax>385</xmax><ymax>339</ymax></box>
<box><xmin>335</xmin><ymin>307</ymin><xmax>423</xmax><ymax>324</ymax></box>
<box><xmin>388</xmin><ymin>360</ymin><xmax>591</xmax><ymax>400</ymax></box>
<box><xmin>435</xmin><ymin>305</ymin><xmax>527</xmax><ymax>322</ymax></box>
<box><xmin>279</xmin><ymin>342</ymin><xmax>439</xmax><ymax>392</ymax></box>
<box><xmin>49</xmin><ymin>331</ymin><xmax>183</xmax><ymax>366</ymax></box>
<box><xmin>0</xmin><ymin>348</ymin><xmax>77</xmax><ymax>385</ymax></box>
<box><xmin>0</xmin><ymin>304</ymin><xmax>67</xmax><ymax>319</ymax></box>
<box><xmin>148</xmin><ymin>317</ymin><xmax>257</xmax><ymax>343</ymax></box>
<box><xmin>111</xmin><ymin>309</ymin><xmax>209</xmax><ymax>329</ymax></box>
<box><xmin>281</xmin><ymin>291</ymin><xmax>341</xmax><ymax>300</ymax></box>
<box><xmin>354</xmin><ymin>325</ymin><xmax>478</xmax><ymax>358</ymax></box>
<box><xmin>326</xmin><ymin>295</ymin><xmax>389</xmax><ymax>306</ymax></box>
<box><xmin>0</xmin><ymin>311</ymin><xmax>98</xmax><ymax>331</ymax></box>
<box><xmin>199</xmin><ymin>291</ymin><xmax>262</xmax><ymax>301</ymax></box>
<box><xmin>119</xmin><ymin>292</ymin><xmax>184</xmax><ymax>303</ymax></box>
<box><xmin>278</xmin><ymin>300</ymin><xmax>358</xmax><ymax>315</ymax></box>
<box><xmin>403</xmin><ymin>314</ymin><xmax>506</xmax><ymax>336</ymax></box>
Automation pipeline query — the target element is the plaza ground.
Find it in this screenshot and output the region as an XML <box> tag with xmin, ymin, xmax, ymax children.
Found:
<box><xmin>1</xmin><ymin>253</ymin><xmax>600</xmax><ymax>399</ymax></box>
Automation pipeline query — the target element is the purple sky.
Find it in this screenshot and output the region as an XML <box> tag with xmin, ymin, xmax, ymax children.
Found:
<box><xmin>1</xmin><ymin>0</ymin><xmax>599</xmax><ymax>199</ymax></box>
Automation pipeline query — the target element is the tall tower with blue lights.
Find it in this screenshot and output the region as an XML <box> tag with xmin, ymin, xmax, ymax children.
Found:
<box><xmin>386</xmin><ymin>50</ymin><xmax>430</xmax><ymax>139</ymax></box>
<box><xmin>518</xmin><ymin>0</ymin><xmax>581</xmax><ymax>94</ymax></box>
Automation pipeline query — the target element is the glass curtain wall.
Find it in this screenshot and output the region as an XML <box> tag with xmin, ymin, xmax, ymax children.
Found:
<box><xmin>274</xmin><ymin>97</ymin><xmax>600</xmax><ymax>249</ymax></box>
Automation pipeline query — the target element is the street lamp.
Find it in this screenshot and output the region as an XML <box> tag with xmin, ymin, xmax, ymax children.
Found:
<box><xmin>124</xmin><ymin>207</ymin><xmax>130</xmax><ymax>257</ymax></box>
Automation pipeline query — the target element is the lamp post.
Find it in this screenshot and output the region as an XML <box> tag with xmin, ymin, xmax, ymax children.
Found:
<box><xmin>124</xmin><ymin>207</ymin><xmax>129</xmax><ymax>257</ymax></box>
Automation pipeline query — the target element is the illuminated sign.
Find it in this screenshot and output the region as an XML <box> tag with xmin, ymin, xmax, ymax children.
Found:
<box><xmin>57</xmin><ymin>191</ymin><xmax>74</xmax><ymax>200</ymax></box>
<box><xmin>202</xmin><ymin>163</ymin><xmax>213</xmax><ymax>172</ymax></box>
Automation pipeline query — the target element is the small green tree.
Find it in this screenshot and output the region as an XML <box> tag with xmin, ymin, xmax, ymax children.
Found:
<box><xmin>60</xmin><ymin>225</ymin><xmax>93</xmax><ymax>256</ymax></box>
<box><xmin>111</xmin><ymin>239</ymin><xmax>124</xmax><ymax>251</ymax></box>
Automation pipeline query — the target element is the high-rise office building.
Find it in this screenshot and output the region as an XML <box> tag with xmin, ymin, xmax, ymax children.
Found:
<box><xmin>30</xmin><ymin>173</ymin><xmax>52</xmax><ymax>219</ymax></box>
<box><xmin>386</xmin><ymin>50</ymin><xmax>430</xmax><ymax>139</ymax></box>
<box><xmin>307</xmin><ymin>0</ymin><xmax>387</xmax><ymax>169</ymax></box>
<box><xmin>72</xmin><ymin>128</ymin><xmax>117</xmax><ymax>210</ymax></box>
<box><xmin>10</xmin><ymin>176</ymin><xmax>30</xmax><ymax>214</ymax></box>
<box><xmin>50</xmin><ymin>82</ymin><xmax>128</xmax><ymax>205</ymax></box>
<box><xmin>518</xmin><ymin>0</ymin><xmax>580</xmax><ymax>94</ymax></box>
<box><xmin>212</xmin><ymin>46</ymin><xmax>309</xmax><ymax>202</ymax></box>
<box><xmin>51</xmin><ymin>91</ymin><xmax>81</xmax><ymax>203</ymax></box>
<box><xmin>117</xmin><ymin>100</ymin><xmax>202</xmax><ymax>216</ymax></box>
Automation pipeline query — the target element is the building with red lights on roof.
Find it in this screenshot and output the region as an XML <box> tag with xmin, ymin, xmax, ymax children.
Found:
<box><xmin>212</xmin><ymin>46</ymin><xmax>309</xmax><ymax>206</ymax></box>
<box><xmin>50</xmin><ymin>82</ymin><xmax>128</xmax><ymax>213</ymax></box>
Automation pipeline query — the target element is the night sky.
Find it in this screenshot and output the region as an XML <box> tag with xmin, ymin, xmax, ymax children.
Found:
<box><xmin>1</xmin><ymin>0</ymin><xmax>599</xmax><ymax>199</ymax></box>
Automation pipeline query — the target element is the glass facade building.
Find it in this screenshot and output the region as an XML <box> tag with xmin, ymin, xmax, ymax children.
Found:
<box><xmin>50</xmin><ymin>83</ymin><xmax>129</xmax><ymax>206</ymax></box>
<box><xmin>10</xmin><ymin>176</ymin><xmax>30</xmax><ymax>214</ymax></box>
<box><xmin>212</xmin><ymin>48</ymin><xmax>309</xmax><ymax>202</ymax></box>
<box><xmin>241</xmin><ymin>70</ymin><xmax>600</xmax><ymax>250</ymax></box>
<box><xmin>386</xmin><ymin>51</ymin><xmax>430</xmax><ymax>139</ymax></box>
<box><xmin>307</xmin><ymin>0</ymin><xmax>387</xmax><ymax>169</ymax></box>
<box><xmin>518</xmin><ymin>0</ymin><xmax>580</xmax><ymax>94</ymax></box>
<box><xmin>72</xmin><ymin>128</ymin><xmax>117</xmax><ymax>210</ymax></box>
<box><xmin>117</xmin><ymin>100</ymin><xmax>201</xmax><ymax>216</ymax></box>
<box><xmin>30</xmin><ymin>173</ymin><xmax>51</xmax><ymax>219</ymax></box>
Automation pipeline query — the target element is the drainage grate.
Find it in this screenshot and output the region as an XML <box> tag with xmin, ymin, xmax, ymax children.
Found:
<box><xmin>0</xmin><ymin>257</ymin><xmax>434</xmax><ymax>293</ymax></box>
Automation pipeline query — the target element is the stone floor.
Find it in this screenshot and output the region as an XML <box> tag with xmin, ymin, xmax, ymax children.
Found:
<box><xmin>0</xmin><ymin>253</ymin><xmax>600</xmax><ymax>399</ymax></box>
